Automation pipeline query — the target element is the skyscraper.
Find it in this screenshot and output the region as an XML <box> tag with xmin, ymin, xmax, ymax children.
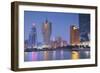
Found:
<box><xmin>42</xmin><ymin>19</ymin><xmax>52</xmax><ymax>45</ymax></box>
<box><xmin>79</xmin><ymin>14</ymin><xmax>90</xmax><ymax>42</ymax></box>
<box><xmin>28</xmin><ymin>23</ymin><xmax>37</xmax><ymax>48</ymax></box>
<box><xmin>24</xmin><ymin>40</ymin><xmax>28</xmax><ymax>49</ymax></box>
<box><xmin>70</xmin><ymin>25</ymin><xmax>80</xmax><ymax>45</ymax></box>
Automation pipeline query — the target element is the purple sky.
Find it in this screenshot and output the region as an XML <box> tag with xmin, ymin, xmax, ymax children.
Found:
<box><xmin>24</xmin><ymin>11</ymin><xmax>79</xmax><ymax>44</ymax></box>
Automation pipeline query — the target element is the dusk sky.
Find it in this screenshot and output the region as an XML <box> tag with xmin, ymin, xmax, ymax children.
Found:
<box><xmin>24</xmin><ymin>11</ymin><xmax>79</xmax><ymax>44</ymax></box>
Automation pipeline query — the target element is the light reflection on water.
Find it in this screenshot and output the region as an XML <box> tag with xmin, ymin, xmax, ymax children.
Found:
<box><xmin>24</xmin><ymin>48</ymin><xmax>90</xmax><ymax>61</ymax></box>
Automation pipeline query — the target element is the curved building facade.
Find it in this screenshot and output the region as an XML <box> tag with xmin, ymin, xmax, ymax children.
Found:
<box><xmin>42</xmin><ymin>19</ymin><xmax>52</xmax><ymax>45</ymax></box>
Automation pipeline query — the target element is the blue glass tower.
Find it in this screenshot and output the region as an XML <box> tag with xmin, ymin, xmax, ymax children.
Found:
<box><xmin>79</xmin><ymin>14</ymin><xmax>90</xmax><ymax>42</ymax></box>
<box><xmin>28</xmin><ymin>24</ymin><xmax>37</xmax><ymax>48</ymax></box>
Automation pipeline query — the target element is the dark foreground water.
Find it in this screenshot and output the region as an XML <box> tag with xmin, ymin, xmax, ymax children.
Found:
<box><xmin>24</xmin><ymin>48</ymin><xmax>90</xmax><ymax>61</ymax></box>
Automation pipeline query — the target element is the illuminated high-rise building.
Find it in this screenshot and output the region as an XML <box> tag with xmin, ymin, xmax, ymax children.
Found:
<box><xmin>28</xmin><ymin>23</ymin><xmax>37</xmax><ymax>47</ymax></box>
<box><xmin>42</xmin><ymin>19</ymin><xmax>52</xmax><ymax>45</ymax></box>
<box><xmin>70</xmin><ymin>25</ymin><xmax>80</xmax><ymax>45</ymax></box>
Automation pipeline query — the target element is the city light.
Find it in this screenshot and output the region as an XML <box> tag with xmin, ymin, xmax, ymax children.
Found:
<box><xmin>24</xmin><ymin>11</ymin><xmax>90</xmax><ymax>61</ymax></box>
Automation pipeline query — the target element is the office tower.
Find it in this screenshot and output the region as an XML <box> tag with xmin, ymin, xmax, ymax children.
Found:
<box><xmin>28</xmin><ymin>23</ymin><xmax>37</xmax><ymax>48</ymax></box>
<box><xmin>70</xmin><ymin>25</ymin><xmax>80</xmax><ymax>45</ymax></box>
<box><xmin>62</xmin><ymin>40</ymin><xmax>67</xmax><ymax>47</ymax></box>
<box><xmin>79</xmin><ymin>14</ymin><xmax>90</xmax><ymax>42</ymax></box>
<box><xmin>42</xmin><ymin>19</ymin><xmax>52</xmax><ymax>45</ymax></box>
<box><xmin>24</xmin><ymin>40</ymin><xmax>28</xmax><ymax>49</ymax></box>
<box><xmin>50</xmin><ymin>40</ymin><xmax>58</xmax><ymax>49</ymax></box>
<box><xmin>56</xmin><ymin>37</ymin><xmax>62</xmax><ymax>47</ymax></box>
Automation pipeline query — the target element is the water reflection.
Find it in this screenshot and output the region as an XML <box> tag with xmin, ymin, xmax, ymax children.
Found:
<box><xmin>71</xmin><ymin>51</ymin><xmax>79</xmax><ymax>59</ymax></box>
<box><xmin>24</xmin><ymin>48</ymin><xmax>90</xmax><ymax>61</ymax></box>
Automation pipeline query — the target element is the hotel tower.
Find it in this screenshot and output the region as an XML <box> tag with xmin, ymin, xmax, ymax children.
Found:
<box><xmin>42</xmin><ymin>19</ymin><xmax>52</xmax><ymax>45</ymax></box>
<box><xmin>70</xmin><ymin>25</ymin><xmax>80</xmax><ymax>45</ymax></box>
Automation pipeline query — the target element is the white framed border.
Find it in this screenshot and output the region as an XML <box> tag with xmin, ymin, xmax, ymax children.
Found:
<box><xmin>18</xmin><ymin>5</ymin><xmax>96</xmax><ymax>68</ymax></box>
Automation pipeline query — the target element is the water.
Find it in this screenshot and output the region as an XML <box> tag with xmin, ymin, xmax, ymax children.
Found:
<box><xmin>24</xmin><ymin>48</ymin><xmax>90</xmax><ymax>61</ymax></box>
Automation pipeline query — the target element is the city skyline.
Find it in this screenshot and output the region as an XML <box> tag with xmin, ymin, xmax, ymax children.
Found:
<box><xmin>24</xmin><ymin>11</ymin><xmax>79</xmax><ymax>44</ymax></box>
<box><xmin>24</xmin><ymin>11</ymin><xmax>90</xmax><ymax>61</ymax></box>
